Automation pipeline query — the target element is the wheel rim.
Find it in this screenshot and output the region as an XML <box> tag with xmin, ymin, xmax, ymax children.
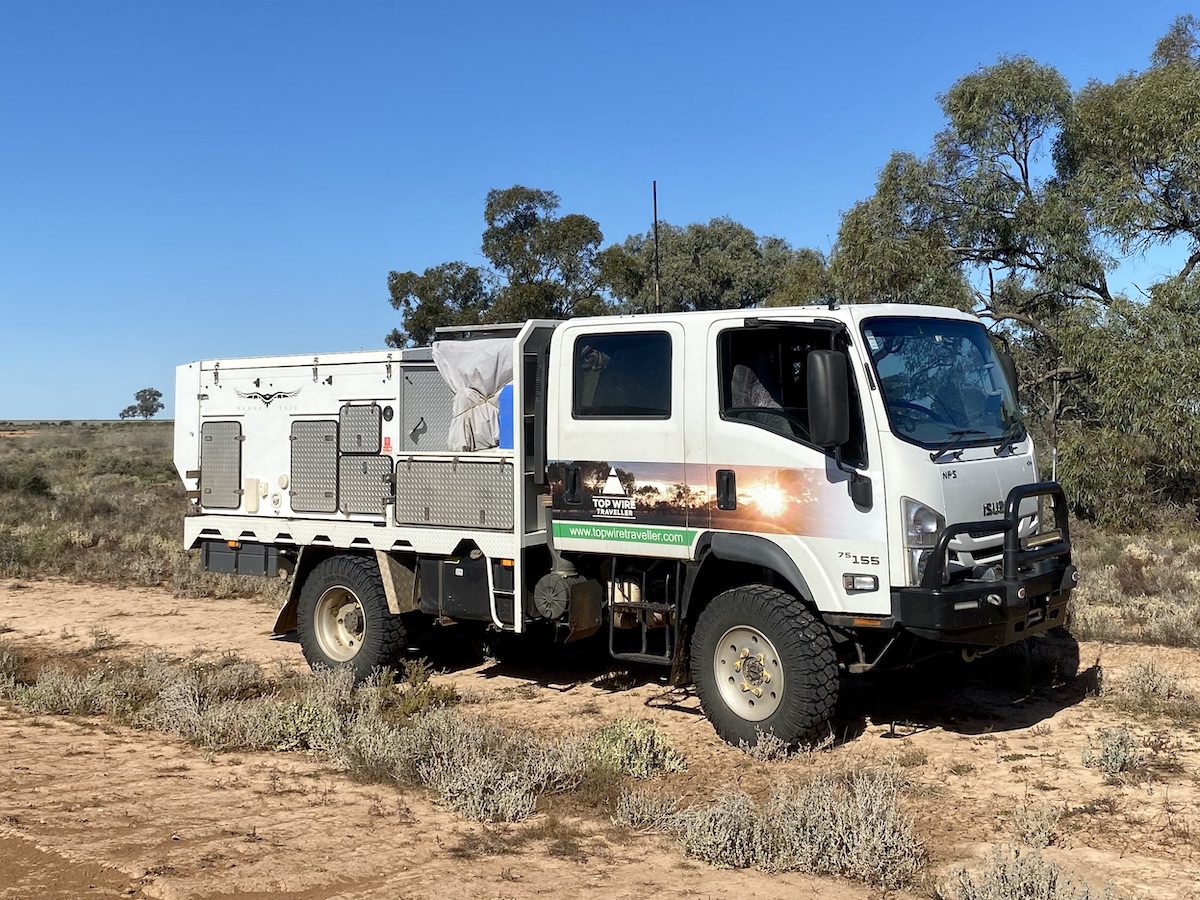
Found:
<box><xmin>313</xmin><ymin>586</ymin><xmax>366</xmax><ymax>663</ymax></box>
<box><xmin>713</xmin><ymin>625</ymin><xmax>784</xmax><ymax>722</ymax></box>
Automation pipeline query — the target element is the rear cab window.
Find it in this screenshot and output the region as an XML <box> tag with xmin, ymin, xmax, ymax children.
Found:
<box><xmin>573</xmin><ymin>331</ymin><xmax>672</xmax><ymax>419</ymax></box>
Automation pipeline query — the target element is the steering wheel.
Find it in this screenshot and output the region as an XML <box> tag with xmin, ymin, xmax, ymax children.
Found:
<box><xmin>888</xmin><ymin>401</ymin><xmax>958</xmax><ymax>432</ymax></box>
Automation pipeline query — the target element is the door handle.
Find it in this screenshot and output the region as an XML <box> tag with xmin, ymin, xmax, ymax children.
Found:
<box><xmin>409</xmin><ymin>416</ymin><xmax>427</xmax><ymax>443</ymax></box>
<box><xmin>716</xmin><ymin>469</ymin><xmax>737</xmax><ymax>510</ymax></box>
<box><xmin>564</xmin><ymin>464</ymin><xmax>582</xmax><ymax>505</ymax></box>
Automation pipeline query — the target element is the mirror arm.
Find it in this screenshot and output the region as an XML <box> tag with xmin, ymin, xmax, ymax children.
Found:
<box><xmin>833</xmin><ymin>445</ymin><xmax>873</xmax><ymax>510</ymax></box>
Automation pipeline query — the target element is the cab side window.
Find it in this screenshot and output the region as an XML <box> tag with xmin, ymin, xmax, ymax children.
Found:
<box><xmin>573</xmin><ymin>331</ymin><xmax>672</xmax><ymax>419</ymax></box>
<box><xmin>718</xmin><ymin>325</ymin><xmax>866</xmax><ymax>466</ymax></box>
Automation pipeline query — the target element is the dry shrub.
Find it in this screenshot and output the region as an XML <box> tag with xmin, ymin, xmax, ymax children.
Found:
<box><xmin>1082</xmin><ymin>728</ymin><xmax>1143</xmax><ymax>777</ymax></box>
<box><xmin>677</xmin><ymin>791</ymin><xmax>763</xmax><ymax>869</ymax></box>
<box><xmin>1101</xmin><ymin>659</ymin><xmax>1195</xmax><ymax>722</ymax></box>
<box><xmin>588</xmin><ymin>719</ymin><xmax>686</xmax><ymax>778</ymax></box>
<box><xmin>88</xmin><ymin>626</ymin><xmax>119</xmax><ymax>651</ymax></box>
<box><xmin>0</xmin><ymin>641</ymin><xmax>29</xmax><ymax>683</ymax></box>
<box><xmin>0</xmin><ymin>463</ymin><xmax>51</xmax><ymax>496</ymax></box>
<box><xmin>939</xmin><ymin>845</ymin><xmax>1117</xmax><ymax>899</ymax></box>
<box><xmin>0</xmin><ymin>648</ymin><xmax>687</xmax><ymax>826</ymax></box>
<box><xmin>669</xmin><ymin>767</ymin><xmax>922</xmax><ymax>889</ymax></box>
<box><xmin>613</xmin><ymin>786</ymin><xmax>681</xmax><ymax>830</ymax></box>
<box><xmin>1009</xmin><ymin>802</ymin><xmax>1063</xmax><ymax>848</ymax></box>
<box><xmin>737</xmin><ymin>728</ymin><xmax>821</xmax><ymax>761</ymax></box>
<box><xmin>401</xmin><ymin>710</ymin><xmax>594</xmax><ymax>821</ymax></box>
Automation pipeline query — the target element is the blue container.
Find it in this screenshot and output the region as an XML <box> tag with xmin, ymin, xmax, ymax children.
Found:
<box><xmin>497</xmin><ymin>382</ymin><xmax>515</xmax><ymax>449</ymax></box>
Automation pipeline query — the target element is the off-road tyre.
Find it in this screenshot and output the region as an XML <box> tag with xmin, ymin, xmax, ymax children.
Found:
<box><xmin>297</xmin><ymin>555</ymin><xmax>406</xmax><ymax>681</ymax></box>
<box><xmin>690</xmin><ymin>584</ymin><xmax>838</xmax><ymax>748</ymax></box>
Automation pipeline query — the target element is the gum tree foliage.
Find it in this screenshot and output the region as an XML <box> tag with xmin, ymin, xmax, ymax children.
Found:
<box><xmin>832</xmin><ymin>19</ymin><xmax>1200</xmax><ymax>523</ymax></box>
<box><xmin>387</xmin><ymin>196</ymin><xmax>832</xmax><ymax>345</ymax></box>
<box><xmin>385</xmin><ymin>262</ymin><xmax>490</xmax><ymax>348</ymax></box>
<box><xmin>597</xmin><ymin>218</ymin><xmax>829</xmax><ymax>312</ymax></box>
<box><xmin>386</xmin><ymin>186</ymin><xmax>607</xmax><ymax>347</ymax></box>
<box><xmin>118</xmin><ymin>388</ymin><xmax>164</xmax><ymax>420</ymax></box>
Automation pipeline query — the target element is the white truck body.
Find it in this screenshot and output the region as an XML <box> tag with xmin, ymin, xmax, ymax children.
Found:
<box><xmin>175</xmin><ymin>304</ymin><xmax>1077</xmax><ymax>745</ymax></box>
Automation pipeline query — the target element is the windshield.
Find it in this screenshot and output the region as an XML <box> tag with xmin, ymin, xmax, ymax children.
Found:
<box><xmin>861</xmin><ymin>316</ymin><xmax>1023</xmax><ymax>448</ymax></box>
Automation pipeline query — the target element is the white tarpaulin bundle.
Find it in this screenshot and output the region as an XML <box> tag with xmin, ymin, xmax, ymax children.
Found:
<box><xmin>431</xmin><ymin>338</ymin><xmax>514</xmax><ymax>451</ymax></box>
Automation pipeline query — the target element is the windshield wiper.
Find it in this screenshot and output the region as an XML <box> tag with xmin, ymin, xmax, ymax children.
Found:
<box><xmin>994</xmin><ymin>423</ymin><xmax>1024</xmax><ymax>456</ymax></box>
<box><xmin>929</xmin><ymin>429</ymin><xmax>987</xmax><ymax>463</ymax></box>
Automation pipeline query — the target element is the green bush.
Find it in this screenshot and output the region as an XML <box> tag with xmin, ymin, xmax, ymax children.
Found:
<box><xmin>0</xmin><ymin>463</ymin><xmax>51</xmax><ymax>496</ymax></box>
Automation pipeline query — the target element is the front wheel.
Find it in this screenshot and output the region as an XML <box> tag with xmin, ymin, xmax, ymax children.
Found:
<box><xmin>297</xmin><ymin>555</ymin><xmax>406</xmax><ymax>680</ymax></box>
<box><xmin>690</xmin><ymin>584</ymin><xmax>838</xmax><ymax>748</ymax></box>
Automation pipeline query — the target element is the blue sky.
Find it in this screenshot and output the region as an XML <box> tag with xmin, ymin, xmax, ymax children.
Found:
<box><xmin>0</xmin><ymin>1</ymin><xmax>1188</xmax><ymax>419</ymax></box>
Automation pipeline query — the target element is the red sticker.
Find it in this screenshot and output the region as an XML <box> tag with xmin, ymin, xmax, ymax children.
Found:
<box><xmin>383</xmin><ymin>436</ymin><xmax>392</xmax><ymax>453</ymax></box>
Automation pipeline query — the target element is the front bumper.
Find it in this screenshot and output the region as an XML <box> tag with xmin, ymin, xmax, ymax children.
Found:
<box><xmin>891</xmin><ymin>482</ymin><xmax>1078</xmax><ymax>647</ymax></box>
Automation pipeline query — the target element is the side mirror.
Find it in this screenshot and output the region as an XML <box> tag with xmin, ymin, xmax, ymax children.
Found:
<box><xmin>996</xmin><ymin>349</ymin><xmax>1019</xmax><ymax>402</ymax></box>
<box><xmin>807</xmin><ymin>350</ymin><xmax>851</xmax><ymax>448</ymax></box>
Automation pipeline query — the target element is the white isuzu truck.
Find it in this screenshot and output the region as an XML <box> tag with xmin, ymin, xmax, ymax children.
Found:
<box><xmin>174</xmin><ymin>304</ymin><xmax>1077</xmax><ymax>746</ymax></box>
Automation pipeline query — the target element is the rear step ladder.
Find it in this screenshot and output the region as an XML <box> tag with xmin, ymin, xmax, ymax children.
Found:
<box><xmin>607</xmin><ymin>559</ymin><xmax>676</xmax><ymax>666</ymax></box>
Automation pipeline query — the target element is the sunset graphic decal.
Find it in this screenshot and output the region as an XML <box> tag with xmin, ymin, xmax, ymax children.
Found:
<box><xmin>550</xmin><ymin>460</ymin><xmax>863</xmax><ymax>541</ymax></box>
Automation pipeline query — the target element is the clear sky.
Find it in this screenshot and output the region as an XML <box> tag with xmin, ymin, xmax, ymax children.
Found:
<box><xmin>0</xmin><ymin>1</ymin><xmax>1187</xmax><ymax>419</ymax></box>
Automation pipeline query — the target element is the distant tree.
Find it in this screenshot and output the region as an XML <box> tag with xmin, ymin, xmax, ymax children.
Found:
<box><xmin>386</xmin><ymin>262</ymin><xmax>491</xmax><ymax>347</ymax></box>
<box><xmin>386</xmin><ymin>186</ymin><xmax>607</xmax><ymax>346</ymax></box>
<box><xmin>119</xmin><ymin>388</ymin><xmax>164</xmax><ymax>420</ymax></box>
<box><xmin>482</xmin><ymin>186</ymin><xmax>608</xmax><ymax>322</ymax></box>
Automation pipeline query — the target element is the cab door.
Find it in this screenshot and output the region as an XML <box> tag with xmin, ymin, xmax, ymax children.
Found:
<box><xmin>703</xmin><ymin>320</ymin><xmax>889</xmax><ymax>615</ymax></box>
<box><xmin>549</xmin><ymin>321</ymin><xmax>693</xmax><ymax>559</ymax></box>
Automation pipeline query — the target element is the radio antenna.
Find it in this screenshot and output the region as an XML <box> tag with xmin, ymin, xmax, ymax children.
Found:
<box><xmin>652</xmin><ymin>180</ymin><xmax>662</xmax><ymax>315</ymax></box>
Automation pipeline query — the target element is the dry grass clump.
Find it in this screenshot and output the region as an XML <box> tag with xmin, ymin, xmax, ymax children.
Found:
<box><xmin>938</xmin><ymin>845</ymin><xmax>1117</xmax><ymax>899</ymax></box>
<box><xmin>87</xmin><ymin>625</ymin><xmax>119</xmax><ymax>651</ymax></box>
<box><xmin>0</xmin><ymin>423</ymin><xmax>280</xmax><ymax>601</ymax></box>
<box><xmin>1082</xmin><ymin>727</ymin><xmax>1143</xmax><ymax>777</ymax></box>
<box><xmin>614</xmin><ymin>766</ymin><xmax>922</xmax><ymax>889</ymax></box>
<box><xmin>1101</xmin><ymin>659</ymin><xmax>1196</xmax><ymax>722</ymax></box>
<box><xmin>8</xmin><ymin>653</ymin><xmax>270</xmax><ymax>721</ymax></box>
<box><xmin>736</xmin><ymin>727</ymin><xmax>824</xmax><ymax>761</ymax></box>
<box><xmin>1069</xmin><ymin>528</ymin><xmax>1200</xmax><ymax>648</ymax></box>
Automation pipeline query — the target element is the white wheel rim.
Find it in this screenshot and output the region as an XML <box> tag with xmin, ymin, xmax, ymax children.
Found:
<box><xmin>314</xmin><ymin>586</ymin><xmax>366</xmax><ymax>663</ymax></box>
<box><xmin>713</xmin><ymin>625</ymin><xmax>784</xmax><ymax>722</ymax></box>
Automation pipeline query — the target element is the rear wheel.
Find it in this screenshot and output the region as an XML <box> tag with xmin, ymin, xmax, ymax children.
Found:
<box><xmin>297</xmin><ymin>555</ymin><xmax>406</xmax><ymax>680</ymax></box>
<box><xmin>690</xmin><ymin>584</ymin><xmax>837</xmax><ymax>748</ymax></box>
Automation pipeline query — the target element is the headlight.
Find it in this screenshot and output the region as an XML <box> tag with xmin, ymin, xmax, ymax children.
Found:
<box><xmin>903</xmin><ymin>497</ymin><xmax>944</xmax><ymax>548</ymax></box>
<box><xmin>902</xmin><ymin>498</ymin><xmax>945</xmax><ymax>585</ymax></box>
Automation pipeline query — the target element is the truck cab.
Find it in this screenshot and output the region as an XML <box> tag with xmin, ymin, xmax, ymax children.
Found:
<box><xmin>176</xmin><ymin>304</ymin><xmax>1076</xmax><ymax>748</ymax></box>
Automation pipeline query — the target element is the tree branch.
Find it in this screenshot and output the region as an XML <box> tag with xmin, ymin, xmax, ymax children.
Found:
<box><xmin>1180</xmin><ymin>248</ymin><xmax>1200</xmax><ymax>280</ymax></box>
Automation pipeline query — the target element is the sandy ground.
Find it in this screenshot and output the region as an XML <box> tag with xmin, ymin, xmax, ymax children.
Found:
<box><xmin>1</xmin><ymin>578</ymin><xmax>1198</xmax><ymax>899</ymax></box>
